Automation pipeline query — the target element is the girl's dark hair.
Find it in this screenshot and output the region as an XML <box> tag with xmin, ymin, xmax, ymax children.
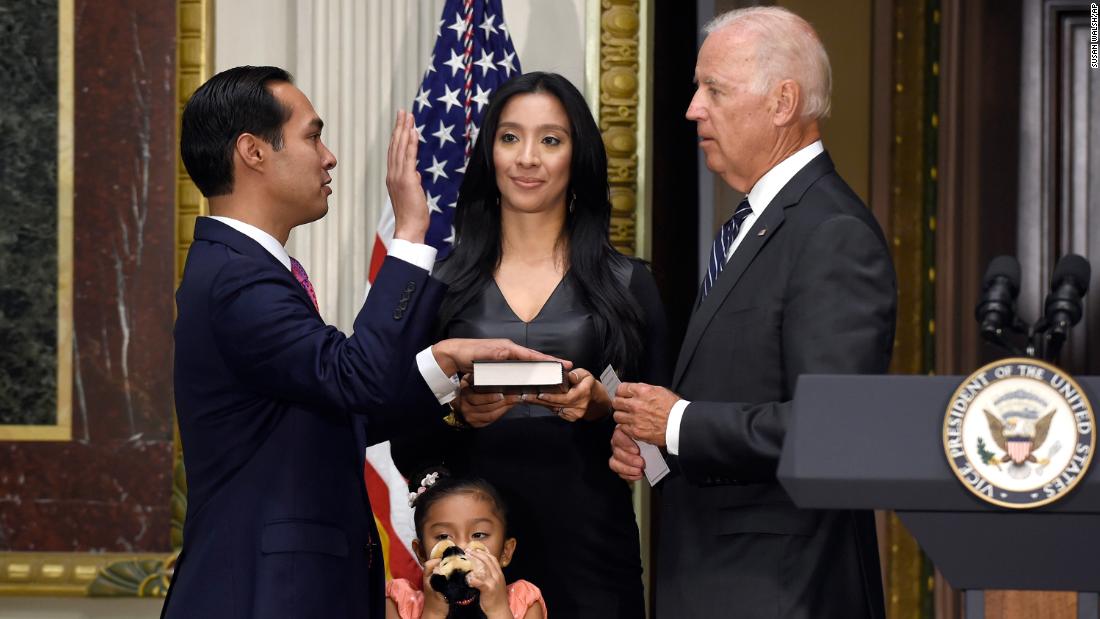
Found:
<box><xmin>410</xmin><ymin>467</ymin><xmax>509</xmax><ymax>542</ymax></box>
<box><xmin>435</xmin><ymin>71</ymin><xmax>644</xmax><ymax>375</ymax></box>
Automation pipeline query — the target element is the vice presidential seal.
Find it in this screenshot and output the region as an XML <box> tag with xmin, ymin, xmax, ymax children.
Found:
<box><xmin>943</xmin><ymin>358</ymin><xmax>1095</xmax><ymax>509</ymax></box>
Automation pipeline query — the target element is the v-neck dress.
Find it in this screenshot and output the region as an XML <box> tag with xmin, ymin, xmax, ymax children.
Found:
<box><xmin>395</xmin><ymin>258</ymin><xmax>668</xmax><ymax>619</ymax></box>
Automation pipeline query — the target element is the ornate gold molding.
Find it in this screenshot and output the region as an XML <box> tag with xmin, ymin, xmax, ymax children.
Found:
<box><xmin>598</xmin><ymin>0</ymin><xmax>650</xmax><ymax>259</ymax></box>
<box><xmin>0</xmin><ymin>552</ymin><xmax>168</xmax><ymax>597</ymax></box>
<box><xmin>177</xmin><ymin>0</ymin><xmax>214</xmax><ymax>279</ymax></box>
<box><xmin>593</xmin><ymin>2</ymin><xmax>652</xmax><ymax>613</ymax></box>
<box><xmin>883</xmin><ymin>0</ymin><xmax>938</xmax><ymax>617</ymax></box>
<box><xmin>171</xmin><ymin>0</ymin><xmax>213</xmax><ymax>558</ymax></box>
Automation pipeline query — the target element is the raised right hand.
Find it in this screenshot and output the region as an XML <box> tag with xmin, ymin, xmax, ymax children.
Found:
<box><xmin>385</xmin><ymin>109</ymin><xmax>429</xmax><ymax>244</ymax></box>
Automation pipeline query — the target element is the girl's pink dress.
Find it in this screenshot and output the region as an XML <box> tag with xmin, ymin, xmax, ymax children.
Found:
<box><xmin>386</xmin><ymin>578</ymin><xmax>548</xmax><ymax>618</ymax></box>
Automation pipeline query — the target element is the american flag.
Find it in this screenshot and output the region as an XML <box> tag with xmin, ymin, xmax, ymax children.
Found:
<box><xmin>364</xmin><ymin>0</ymin><xmax>521</xmax><ymax>584</ymax></box>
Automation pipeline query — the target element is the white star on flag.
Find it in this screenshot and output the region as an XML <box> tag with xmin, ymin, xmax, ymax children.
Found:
<box><xmin>474</xmin><ymin>49</ymin><xmax>496</xmax><ymax>75</ymax></box>
<box><xmin>414</xmin><ymin>86</ymin><xmax>431</xmax><ymax>112</ymax></box>
<box><xmin>432</xmin><ymin>120</ymin><xmax>457</xmax><ymax>147</ymax></box>
<box><xmin>479</xmin><ymin>13</ymin><xmax>498</xmax><ymax>39</ymax></box>
<box><xmin>425</xmin><ymin>156</ymin><xmax>449</xmax><ymax>183</ymax></box>
<box><xmin>443</xmin><ymin>48</ymin><xmax>466</xmax><ymax>77</ymax></box>
<box><xmin>436</xmin><ymin>84</ymin><xmax>462</xmax><ymax>113</ymax></box>
<box><xmin>500</xmin><ymin>22</ymin><xmax>510</xmax><ymax>40</ymax></box>
<box><xmin>447</xmin><ymin>12</ymin><xmax>466</xmax><ymax>38</ymax></box>
<box><xmin>425</xmin><ymin>53</ymin><xmax>436</xmax><ymax>75</ymax></box>
<box><xmin>426</xmin><ymin>191</ymin><xmax>443</xmax><ymax>214</ymax></box>
<box><xmin>415</xmin><ymin>123</ymin><xmax>426</xmax><ymax>143</ymax></box>
<box><xmin>498</xmin><ymin>51</ymin><xmax>517</xmax><ymax>77</ymax></box>
<box><xmin>472</xmin><ymin>86</ymin><xmax>491</xmax><ymax>113</ymax></box>
<box><xmin>443</xmin><ymin>225</ymin><xmax>456</xmax><ymax>245</ymax></box>
<box><xmin>469</xmin><ymin>123</ymin><xmax>481</xmax><ymax>144</ymax></box>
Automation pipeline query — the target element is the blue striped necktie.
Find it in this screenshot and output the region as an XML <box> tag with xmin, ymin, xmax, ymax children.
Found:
<box><xmin>702</xmin><ymin>198</ymin><xmax>753</xmax><ymax>299</ymax></box>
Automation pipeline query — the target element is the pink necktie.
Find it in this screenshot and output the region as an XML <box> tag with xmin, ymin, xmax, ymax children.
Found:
<box><xmin>289</xmin><ymin>257</ymin><xmax>319</xmax><ymax>312</ymax></box>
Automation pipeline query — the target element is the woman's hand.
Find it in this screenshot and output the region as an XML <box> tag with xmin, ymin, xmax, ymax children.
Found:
<box><xmin>385</xmin><ymin>109</ymin><xmax>429</xmax><ymax>243</ymax></box>
<box><xmin>420</xmin><ymin>557</ymin><xmax>450</xmax><ymax>619</ymax></box>
<box><xmin>536</xmin><ymin>368</ymin><xmax>610</xmax><ymax>422</ymax></box>
<box><xmin>454</xmin><ymin>376</ymin><xmax>521</xmax><ymax>428</ymax></box>
<box><xmin>465</xmin><ymin>547</ymin><xmax>512</xmax><ymax>619</ymax></box>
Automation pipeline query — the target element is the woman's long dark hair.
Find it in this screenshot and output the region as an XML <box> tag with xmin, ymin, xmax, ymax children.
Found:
<box><xmin>435</xmin><ymin>72</ymin><xmax>644</xmax><ymax>375</ymax></box>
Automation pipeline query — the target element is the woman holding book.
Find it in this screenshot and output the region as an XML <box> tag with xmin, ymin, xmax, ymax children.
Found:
<box><xmin>391</xmin><ymin>72</ymin><xmax>668</xmax><ymax>618</ymax></box>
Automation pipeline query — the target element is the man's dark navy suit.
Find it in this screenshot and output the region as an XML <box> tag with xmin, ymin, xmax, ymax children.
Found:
<box><xmin>163</xmin><ymin>217</ymin><xmax>445</xmax><ymax>619</ymax></box>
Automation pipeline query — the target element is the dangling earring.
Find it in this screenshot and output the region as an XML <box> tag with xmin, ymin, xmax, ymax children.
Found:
<box><xmin>568</xmin><ymin>191</ymin><xmax>576</xmax><ymax>214</ymax></box>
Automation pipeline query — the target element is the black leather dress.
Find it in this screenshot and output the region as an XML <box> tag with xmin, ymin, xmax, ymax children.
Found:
<box><xmin>394</xmin><ymin>258</ymin><xmax>668</xmax><ymax>619</ymax></box>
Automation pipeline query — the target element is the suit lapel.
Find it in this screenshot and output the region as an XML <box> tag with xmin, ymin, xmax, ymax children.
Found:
<box><xmin>672</xmin><ymin>207</ymin><xmax>786</xmax><ymax>387</ymax></box>
<box><xmin>672</xmin><ymin>152</ymin><xmax>836</xmax><ymax>388</ymax></box>
<box><xmin>193</xmin><ymin>217</ymin><xmax>320</xmax><ymax>317</ymax></box>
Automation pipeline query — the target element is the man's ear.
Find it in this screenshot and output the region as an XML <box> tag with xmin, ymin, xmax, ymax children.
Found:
<box><xmin>412</xmin><ymin>538</ymin><xmax>426</xmax><ymax>565</ymax></box>
<box><xmin>235</xmin><ymin>133</ymin><xmax>266</xmax><ymax>172</ymax></box>
<box><xmin>772</xmin><ymin>79</ymin><xmax>801</xmax><ymax>127</ymax></box>
<box><xmin>499</xmin><ymin>537</ymin><xmax>517</xmax><ymax>568</ymax></box>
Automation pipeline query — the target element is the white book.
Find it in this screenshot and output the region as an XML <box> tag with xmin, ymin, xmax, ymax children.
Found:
<box><xmin>471</xmin><ymin>360</ymin><xmax>567</xmax><ymax>394</ymax></box>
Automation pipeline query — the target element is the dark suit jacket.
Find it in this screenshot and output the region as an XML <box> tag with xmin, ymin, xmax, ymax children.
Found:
<box><xmin>162</xmin><ymin>218</ymin><xmax>446</xmax><ymax>619</ymax></box>
<box><xmin>656</xmin><ymin>153</ymin><xmax>895</xmax><ymax>619</ymax></box>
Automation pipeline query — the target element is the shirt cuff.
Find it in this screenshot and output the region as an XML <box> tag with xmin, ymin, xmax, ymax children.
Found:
<box><xmin>416</xmin><ymin>347</ymin><xmax>459</xmax><ymax>405</ymax></box>
<box><xmin>665</xmin><ymin>399</ymin><xmax>691</xmax><ymax>456</ymax></box>
<box><xmin>388</xmin><ymin>239</ymin><xmax>438</xmax><ymax>274</ymax></box>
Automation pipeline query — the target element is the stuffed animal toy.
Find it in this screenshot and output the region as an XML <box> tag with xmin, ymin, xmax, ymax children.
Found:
<box><xmin>428</xmin><ymin>540</ymin><xmax>490</xmax><ymax>619</ymax></box>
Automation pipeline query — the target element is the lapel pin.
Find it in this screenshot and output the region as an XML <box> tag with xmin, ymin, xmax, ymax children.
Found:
<box><xmin>757</xmin><ymin>228</ymin><xmax>767</xmax><ymax>236</ymax></box>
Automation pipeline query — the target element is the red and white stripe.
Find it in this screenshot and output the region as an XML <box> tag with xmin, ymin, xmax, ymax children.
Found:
<box><xmin>462</xmin><ymin>0</ymin><xmax>475</xmax><ymax>161</ymax></box>
<box><xmin>363</xmin><ymin>210</ymin><xmax>420</xmax><ymax>583</ymax></box>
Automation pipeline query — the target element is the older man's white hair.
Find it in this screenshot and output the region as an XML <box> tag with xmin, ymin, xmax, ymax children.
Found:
<box><xmin>704</xmin><ymin>7</ymin><xmax>832</xmax><ymax>120</ymax></box>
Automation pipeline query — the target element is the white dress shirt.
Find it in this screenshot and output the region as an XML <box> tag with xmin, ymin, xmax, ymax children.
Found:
<box><xmin>665</xmin><ymin>140</ymin><xmax>825</xmax><ymax>455</ymax></box>
<box><xmin>207</xmin><ymin>215</ymin><xmax>457</xmax><ymax>405</ymax></box>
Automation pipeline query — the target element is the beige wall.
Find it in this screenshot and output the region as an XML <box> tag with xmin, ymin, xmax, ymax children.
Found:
<box><xmin>779</xmin><ymin>0</ymin><xmax>872</xmax><ymax>204</ymax></box>
<box><xmin>215</xmin><ymin>0</ymin><xmax>588</xmax><ymax>96</ymax></box>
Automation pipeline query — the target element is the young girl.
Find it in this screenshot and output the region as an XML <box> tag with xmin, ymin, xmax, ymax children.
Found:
<box><xmin>386</xmin><ymin>468</ymin><xmax>547</xmax><ymax>619</ymax></box>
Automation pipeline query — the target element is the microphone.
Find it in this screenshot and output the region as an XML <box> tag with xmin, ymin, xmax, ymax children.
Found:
<box><xmin>1043</xmin><ymin>254</ymin><xmax>1091</xmax><ymax>339</ymax></box>
<box><xmin>975</xmin><ymin>255</ymin><xmax>1021</xmax><ymax>342</ymax></box>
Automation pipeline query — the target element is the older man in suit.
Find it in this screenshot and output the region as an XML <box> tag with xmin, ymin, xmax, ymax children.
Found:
<box><xmin>164</xmin><ymin>66</ymin><xmax>550</xmax><ymax>619</ymax></box>
<box><xmin>610</xmin><ymin>8</ymin><xmax>896</xmax><ymax>619</ymax></box>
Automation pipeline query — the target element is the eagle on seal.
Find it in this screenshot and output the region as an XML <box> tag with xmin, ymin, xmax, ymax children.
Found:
<box><xmin>984</xmin><ymin>408</ymin><xmax>1055</xmax><ymax>465</ymax></box>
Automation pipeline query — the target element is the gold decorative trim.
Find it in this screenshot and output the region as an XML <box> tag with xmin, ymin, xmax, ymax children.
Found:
<box><xmin>0</xmin><ymin>552</ymin><xmax>170</xmax><ymax>597</ymax></box>
<box><xmin>598</xmin><ymin>0</ymin><xmax>649</xmax><ymax>259</ymax></box>
<box><xmin>172</xmin><ymin>0</ymin><xmax>213</xmax><ymax>556</ymax></box>
<box><xmin>0</xmin><ymin>0</ymin><xmax>73</xmax><ymax>442</ymax></box>
<box><xmin>594</xmin><ymin>1</ymin><xmax>652</xmax><ymax>613</ymax></box>
<box><xmin>177</xmin><ymin>0</ymin><xmax>214</xmax><ymax>279</ymax></box>
<box><xmin>884</xmin><ymin>0</ymin><xmax>936</xmax><ymax>616</ymax></box>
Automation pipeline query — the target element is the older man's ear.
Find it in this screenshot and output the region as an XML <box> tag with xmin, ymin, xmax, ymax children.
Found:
<box><xmin>772</xmin><ymin>79</ymin><xmax>803</xmax><ymax>127</ymax></box>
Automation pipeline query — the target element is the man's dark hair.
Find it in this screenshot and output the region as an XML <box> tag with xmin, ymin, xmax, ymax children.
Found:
<box><xmin>180</xmin><ymin>65</ymin><xmax>293</xmax><ymax>197</ymax></box>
